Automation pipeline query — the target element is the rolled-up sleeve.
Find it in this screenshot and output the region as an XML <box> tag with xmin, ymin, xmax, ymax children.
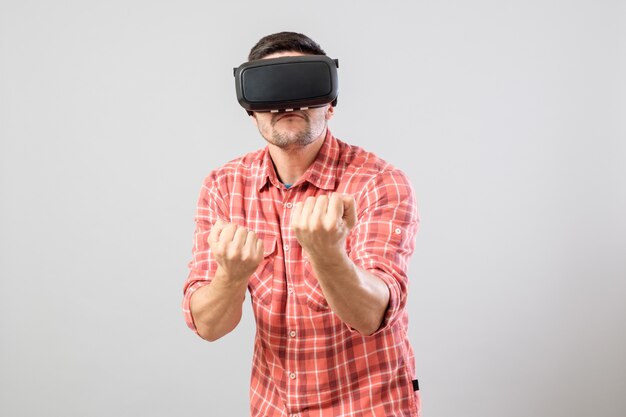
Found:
<box><xmin>182</xmin><ymin>173</ymin><xmax>227</xmax><ymax>334</ymax></box>
<box><xmin>348</xmin><ymin>168</ymin><xmax>419</xmax><ymax>333</ymax></box>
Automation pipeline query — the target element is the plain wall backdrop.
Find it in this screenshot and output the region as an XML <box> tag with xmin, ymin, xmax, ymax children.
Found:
<box><xmin>1</xmin><ymin>1</ymin><xmax>625</xmax><ymax>416</ymax></box>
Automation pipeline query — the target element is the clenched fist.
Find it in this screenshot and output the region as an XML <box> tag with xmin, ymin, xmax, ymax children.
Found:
<box><xmin>291</xmin><ymin>193</ymin><xmax>357</xmax><ymax>260</ymax></box>
<box><xmin>208</xmin><ymin>220</ymin><xmax>264</xmax><ymax>283</ymax></box>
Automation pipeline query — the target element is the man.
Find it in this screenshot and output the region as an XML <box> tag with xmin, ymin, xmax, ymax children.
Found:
<box><xmin>183</xmin><ymin>32</ymin><xmax>421</xmax><ymax>417</ymax></box>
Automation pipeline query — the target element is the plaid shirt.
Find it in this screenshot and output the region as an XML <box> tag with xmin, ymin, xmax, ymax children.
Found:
<box><xmin>183</xmin><ymin>130</ymin><xmax>421</xmax><ymax>416</ymax></box>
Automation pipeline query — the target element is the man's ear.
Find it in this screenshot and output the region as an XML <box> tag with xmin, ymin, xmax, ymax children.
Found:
<box><xmin>325</xmin><ymin>105</ymin><xmax>335</xmax><ymax>121</ymax></box>
<box><xmin>250</xmin><ymin>112</ymin><xmax>258</xmax><ymax>127</ymax></box>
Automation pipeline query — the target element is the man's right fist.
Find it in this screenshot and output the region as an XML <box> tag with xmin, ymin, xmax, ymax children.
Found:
<box><xmin>208</xmin><ymin>219</ymin><xmax>264</xmax><ymax>282</ymax></box>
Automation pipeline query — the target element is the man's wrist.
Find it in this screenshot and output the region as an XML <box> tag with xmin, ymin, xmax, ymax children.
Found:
<box><xmin>307</xmin><ymin>246</ymin><xmax>351</xmax><ymax>271</ymax></box>
<box><xmin>214</xmin><ymin>266</ymin><xmax>251</xmax><ymax>288</ymax></box>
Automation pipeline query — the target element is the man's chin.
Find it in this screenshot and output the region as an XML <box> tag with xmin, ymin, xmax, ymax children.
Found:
<box><xmin>274</xmin><ymin>127</ymin><xmax>308</xmax><ymax>139</ymax></box>
<box><xmin>268</xmin><ymin>131</ymin><xmax>315</xmax><ymax>149</ymax></box>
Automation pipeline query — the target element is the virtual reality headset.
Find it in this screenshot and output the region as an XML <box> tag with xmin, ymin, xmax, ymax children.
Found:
<box><xmin>234</xmin><ymin>55</ymin><xmax>339</xmax><ymax>114</ymax></box>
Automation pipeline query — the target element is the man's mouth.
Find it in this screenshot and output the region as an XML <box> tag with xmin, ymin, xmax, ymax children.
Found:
<box><xmin>275</xmin><ymin>112</ymin><xmax>305</xmax><ymax>123</ymax></box>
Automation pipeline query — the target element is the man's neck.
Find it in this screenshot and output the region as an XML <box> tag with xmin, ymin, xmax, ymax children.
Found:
<box><xmin>268</xmin><ymin>128</ymin><xmax>327</xmax><ymax>186</ymax></box>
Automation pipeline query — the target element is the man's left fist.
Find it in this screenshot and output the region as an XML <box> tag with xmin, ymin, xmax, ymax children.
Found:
<box><xmin>290</xmin><ymin>193</ymin><xmax>357</xmax><ymax>259</ymax></box>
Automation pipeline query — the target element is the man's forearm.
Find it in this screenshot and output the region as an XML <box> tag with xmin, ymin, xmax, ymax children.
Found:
<box><xmin>309</xmin><ymin>251</ymin><xmax>390</xmax><ymax>335</ymax></box>
<box><xmin>189</xmin><ymin>267</ymin><xmax>248</xmax><ymax>342</ymax></box>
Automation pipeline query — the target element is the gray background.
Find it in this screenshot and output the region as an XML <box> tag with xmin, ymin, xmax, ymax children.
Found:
<box><xmin>1</xmin><ymin>1</ymin><xmax>625</xmax><ymax>416</ymax></box>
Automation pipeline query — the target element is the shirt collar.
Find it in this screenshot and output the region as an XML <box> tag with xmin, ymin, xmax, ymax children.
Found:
<box><xmin>257</xmin><ymin>129</ymin><xmax>340</xmax><ymax>192</ymax></box>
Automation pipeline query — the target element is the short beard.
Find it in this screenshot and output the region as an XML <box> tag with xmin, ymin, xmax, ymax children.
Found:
<box><xmin>256</xmin><ymin>109</ymin><xmax>328</xmax><ymax>150</ymax></box>
<box><xmin>266</xmin><ymin>112</ymin><xmax>326</xmax><ymax>149</ymax></box>
<box><xmin>270</xmin><ymin>123</ymin><xmax>317</xmax><ymax>149</ymax></box>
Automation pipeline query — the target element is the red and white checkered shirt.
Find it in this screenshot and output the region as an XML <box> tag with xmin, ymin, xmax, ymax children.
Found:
<box><xmin>183</xmin><ymin>129</ymin><xmax>421</xmax><ymax>416</ymax></box>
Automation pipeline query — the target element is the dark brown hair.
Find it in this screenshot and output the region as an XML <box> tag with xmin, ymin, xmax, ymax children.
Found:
<box><xmin>248</xmin><ymin>31</ymin><xmax>326</xmax><ymax>61</ymax></box>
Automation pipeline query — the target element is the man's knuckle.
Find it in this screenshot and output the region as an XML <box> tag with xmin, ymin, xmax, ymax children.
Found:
<box><xmin>226</xmin><ymin>246</ymin><xmax>239</xmax><ymax>259</ymax></box>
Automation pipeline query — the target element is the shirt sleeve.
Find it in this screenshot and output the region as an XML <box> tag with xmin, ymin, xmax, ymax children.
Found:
<box><xmin>347</xmin><ymin>168</ymin><xmax>419</xmax><ymax>334</ymax></box>
<box><xmin>182</xmin><ymin>172</ymin><xmax>228</xmax><ymax>334</ymax></box>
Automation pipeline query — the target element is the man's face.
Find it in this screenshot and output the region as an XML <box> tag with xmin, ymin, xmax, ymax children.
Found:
<box><xmin>251</xmin><ymin>51</ymin><xmax>335</xmax><ymax>150</ymax></box>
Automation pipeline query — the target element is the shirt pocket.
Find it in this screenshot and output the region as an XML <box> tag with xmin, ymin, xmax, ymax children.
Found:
<box><xmin>301</xmin><ymin>260</ymin><xmax>330</xmax><ymax>311</ymax></box>
<box><xmin>247</xmin><ymin>237</ymin><xmax>277</xmax><ymax>305</ymax></box>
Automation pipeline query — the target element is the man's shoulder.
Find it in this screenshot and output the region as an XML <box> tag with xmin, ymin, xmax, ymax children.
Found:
<box><xmin>335</xmin><ymin>136</ymin><xmax>415</xmax><ymax>198</ymax></box>
<box><xmin>337</xmin><ymin>138</ymin><xmax>416</xmax><ymax>209</ymax></box>
<box><xmin>198</xmin><ymin>147</ymin><xmax>267</xmax><ymax>195</ymax></box>
<box><xmin>206</xmin><ymin>147</ymin><xmax>266</xmax><ymax>179</ymax></box>
<box><xmin>338</xmin><ymin>137</ymin><xmax>400</xmax><ymax>177</ymax></box>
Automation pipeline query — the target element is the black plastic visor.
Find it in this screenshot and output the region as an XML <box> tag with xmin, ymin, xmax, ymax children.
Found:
<box><xmin>234</xmin><ymin>55</ymin><xmax>339</xmax><ymax>113</ymax></box>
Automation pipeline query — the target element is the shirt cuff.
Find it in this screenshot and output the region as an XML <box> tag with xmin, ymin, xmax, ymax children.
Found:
<box><xmin>182</xmin><ymin>273</ymin><xmax>213</xmax><ymax>335</ymax></box>
<box><xmin>351</xmin><ymin>258</ymin><xmax>406</xmax><ymax>335</ymax></box>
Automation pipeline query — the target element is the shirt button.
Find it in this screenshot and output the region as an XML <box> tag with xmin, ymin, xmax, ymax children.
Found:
<box><xmin>285</xmin><ymin>202</ymin><xmax>293</xmax><ymax>209</ymax></box>
<box><xmin>284</xmin><ymin>244</ymin><xmax>290</xmax><ymax>251</ymax></box>
<box><xmin>289</xmin><ymin>330</ymin><xmax>297</xmax><ymax>338</ymax></box>
<box><xmin>288</xmin><ymin>286</ymin><xmax>294</xmax><ymax>294</ymax></box>
<box><xmin>395</xmin><ymin>227</ymin><xmax>402</xmax><ymax>235</ymax></box>
<box><xmin>289</xmin><ymin>372</ymin><xmax>296</xmax><ymax>380</ymax></box>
